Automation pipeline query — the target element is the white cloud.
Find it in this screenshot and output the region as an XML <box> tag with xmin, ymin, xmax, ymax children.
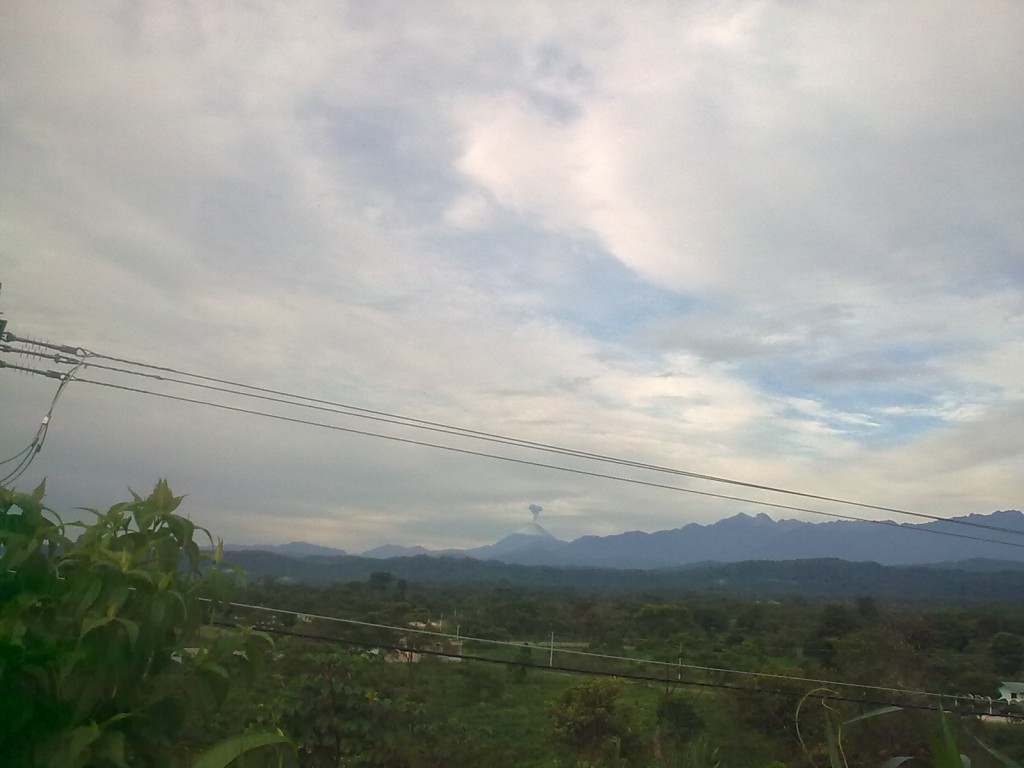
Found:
<box><xmin>2</xmin><ymin>1</ymin><xmax>1022</xmax><ymax>551</ymax></box>
<box><xmin>452</xmin><ymin>1</ymin><xmax>1024</xmax><ymax>301</ymax></box>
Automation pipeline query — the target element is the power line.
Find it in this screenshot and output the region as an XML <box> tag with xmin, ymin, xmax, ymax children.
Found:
<box><xmin>5</xmin><ymin>350</ymin><xmax>1024</xmax><ymax>551</ymax></box>
<box><xmin>6</xmin><ymin>338</ymin><xmax>1024</xmax><ymax>555</ymax></box>
<box><xmin>0</xmin><ymin>358</ymin><xmax>82</xmax><ymax>485</ymax></box>
<box><xmin>208</xmin><ymin>600</ymin><xmax>1020</xmax><ymax>721</ymax></box>
<box><xmin>76</xmin><ymin>348</ymin><xmax>1024</xmax><ymax>538</ymax></box>
<box><xmin>209</xmin><ymin>599</ymin><xmax>963</xmax><ymax>704</ymax></box>
<box><xmin>230</xmin><ymin>623</ymin><xmax>996</xmax><ymax>719</ymax></box>
<box><xmin>3</xmin><ymin>335</ymin><xmax>1019</xmax><ymax>722</ymax></box>
<box><xmin>6</xmin><ymin>335</ymin><xmax>1022</xmax><ymax>542</ymax></box>
<box><xmin>51</xmin><ymin>374</ymin><xmax>1024</xmax><ymax>553</ymax></box>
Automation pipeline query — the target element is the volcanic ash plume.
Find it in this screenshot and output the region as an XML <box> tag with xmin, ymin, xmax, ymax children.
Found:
<box><xmin>528</xmin><ymin>504</ymin><xmax>542</xmax><ymax>522</ymax></box>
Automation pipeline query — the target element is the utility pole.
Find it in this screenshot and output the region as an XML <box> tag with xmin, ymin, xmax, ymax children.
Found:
<box><xmin>0</xmin><ymin>282</ymin><xmax>7</xmax><ymax>338</ymax></box>
<box><xmin>549</xmin><ymin>631</ymin><xmax>554</xmax><ymax>667</ymax></box>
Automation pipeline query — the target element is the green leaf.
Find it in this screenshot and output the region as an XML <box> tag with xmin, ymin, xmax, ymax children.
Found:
<box><xmin>31</xmin><ymin>479</ymin><xmax>47</xmax><ymax>503</ymax></box>
<box><xmin>72</xmin><ymin>577</ymin><xmax>103</xmax><ymax>618</ymax></box>
<box><xmin>842</xmin><ymin>705</ymin><xmax>903</xmax><ymax>727</ymax></box>
<box><xmin>975</xmin><ymin>737</ymin><xmax>1023</xmax><ymax>768</ymax></box>
<box><xmin>928</xmin><ymin>715</ymin><xmax>969</xmax><ymax>768</ymax></box>
<box><xmin>190</xmin><ymin>731</ymin><xmax>292</xmax><ymax>768</ymax></box>
<box><xmin>151</xmin><ymin>479</ymin><xmax>184</xmax><ymax>515</ymax></box>
<box><xmin>824</xmin><ymin>713</ymin><xmax>844</xmax><ymax>768</ymax></box>
<box><xmin>91</xmin><ymin>728</ymin><xmax>127</xmax><ymax>767</ymax></box>
<box><xmin>150</xmin><ymin>595</ymin><xmax>168</xmax><ymax>630</ymax></box>
<box><xmin>115</xmin><ymin>618</ymin><xmax>139</xmax><ymax>649</ymax></box>
<box><xmin>880</xmin><ymin>759</ymin><xmax>915</xmax><ymax>768</ymax></box>
<box><xmin>203</xmin><ymin>661</ymin><xmax>230</xmax><ymax>679</ymax></box>
<box><xmin>80</xmin><ymin>615</ymin><xmax>116</xmax><ymax>641</ymax></box>
<box><xmin>54</xmin><ymin>723</ymin><xmax>102</xmax><ymax>766</ymax></box>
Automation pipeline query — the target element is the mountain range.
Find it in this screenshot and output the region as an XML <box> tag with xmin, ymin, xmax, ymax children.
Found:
<box><xmin>228</xmin><ymin>509</ymin><xmax>1024</xmax><ymax>570</ymax></box>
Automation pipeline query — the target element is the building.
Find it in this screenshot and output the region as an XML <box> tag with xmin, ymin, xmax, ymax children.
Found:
<box><xmin>998</xmin><ymin>682</ymin><xmax>1024</xmax><ymax>704</ymax></box>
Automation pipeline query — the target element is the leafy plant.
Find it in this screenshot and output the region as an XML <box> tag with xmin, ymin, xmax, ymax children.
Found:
<box><xmin>0</xmin><ymin>480</ymin><xmax>288</xmax><ymax>767</ymax></box>
<box><xmin>674</xmin><ymin>735</ymin><xmax>721</xmax><ymax>768</ymax></box>
<box><xmin>549</xmin><ymin>679</ymin><xmax>641</xmax><ymax>762</ymax></box>
<box><xmin>794</xmin><ymin>689</ymin><xmax>1005</xmax><ymax>768</ymax></box>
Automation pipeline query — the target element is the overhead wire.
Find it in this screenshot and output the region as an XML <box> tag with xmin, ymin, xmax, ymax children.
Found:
<box><xmin>51</xmin><ymin>374</ymin><xmax>1024</xmax><ymax>553</ymax></box>
<box><xmin>0</xmin><ymin>444</ymin><xmax>33</xmax><ymax>468</ymax></box>
<box><xmin>3</xmin><ymin>337</ymin><xmax>1024</xmax><ymax>547</ymax></box>
<box><xmin>3</xmin><ymin>338</ymin><xmax>1020</xmax><ymax>723</ymax></box>
<box><xmin>4</xmin><ymin>348</ymin><xmax>1019</xmax><ymax>552</ymax></box>
<box><xmin>210</xmin><ymin>599</ymin><xmax>943</xmax><ymax>698</ymax></box>
<box><xmin>4</xmin><ymin>336</ymin><xmax>1021</xmax><ymax>724</ymax></box>
<box><xmin>67</xmin><ymin>346</ymin><xmax>1024</xmax><ymax>540</ymax></box>
<box><xmin>206</xmin><ymin>598</ymin><xmax>1021</xmax><ymax>721</ymax></box>
<box><xmin>225</xmin><ymin>623</ymin><xmax>1006</xmax><ymax>720</ymax></box>
<box><xmin>0</xmin><ymin>356</ymin><xmax>83</xmax><ymax>485</ymax></box>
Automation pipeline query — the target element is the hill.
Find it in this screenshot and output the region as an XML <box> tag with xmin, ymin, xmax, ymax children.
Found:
<box><xmin>338</xmin><ymin>509</ymin><xmax>1024</xmax><ymax>569</ymax></box>
<box><xmin>222</xmin><ymin>549</ymin><xmax>1024</xmax><ymax>603</ymax></box>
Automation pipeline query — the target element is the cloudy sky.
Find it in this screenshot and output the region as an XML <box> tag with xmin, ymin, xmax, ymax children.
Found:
<box><xmin>2</xmin><ymin>1</ymin><xmax>1022</xmax><ymax>552</ymax></box>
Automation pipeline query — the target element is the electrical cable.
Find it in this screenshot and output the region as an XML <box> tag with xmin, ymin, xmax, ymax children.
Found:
<box><xmin>4</xmin><ymin>353</ymin><xmax>1023</xmax><ymax>551</ymax></box>
<box><xmin>208</xmin><ymin>599</ymin><xmax>977</xmax><ymax>704</ymax></box>
<box><xmin>205</xmin><ymin>602</ymin><xmax>1023</xmax><ymax>721</ymax></box>
<box><xmin>4</xmin><ymin>337</ymin><xmax>1021</xmax><ymax>723</ymax></box>
<box><xmin>64</xmin><ymin>375</ymin><xmax>1024</xmax><ymax>552</ymax></box>
<box><xmin>79</xmin><ymin>348</ymin><xmax>1024</xmax><ymax>536</ymax></box>
<box><xmin>5</xmin><ymin>338</ymin><xmax>1024</xmax><ymax>542</ymax></box>
<box><xmin>0</xmin><ymin>444</ymin><xmax>33</xmax><ymax>467</ymax></box>
<box><xmin>222</xmin><ymin>622</ymin><xmax>997</xmax><ymax>719</ymax></box>
<box><xmin>2</xmin><ymin>333</ymin><xmax>87</xmax><ymax>358</ymax></box>
<box><xmin>0</xmin><ymin>360</ymin><xmax>83</xmax><ymax>485</ymax></box>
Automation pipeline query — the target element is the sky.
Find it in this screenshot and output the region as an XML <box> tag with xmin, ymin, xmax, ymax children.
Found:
<box><xmin>2</xmin><ymin>1</ymin><xmax>1023</xmax><ymax>552</ymax></box>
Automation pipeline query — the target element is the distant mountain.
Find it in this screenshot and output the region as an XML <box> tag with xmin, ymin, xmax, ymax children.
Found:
<box><xmin>486</xmin><ymin>510</ymin><xmax>1024</xmax><ymax>569</ymax></box>
<box><xmin>224</xmin><ymin>541</ymin><xmax>348</xmax><ymax>558</ymax></box>
<box><xmin>462</xmin><ymin>520</ymin><xmax>567</xmax><ymax>564</ymax></box>
<box><xmin>363</xmin><ymin>544</ymin><xmax>432</xmax><ymax>559</ymax></box>
<box><xmin>554</xmin><ymin>512</ymin><xmax>805</xmax><ymax>569</ymax></box>
<box><xmin>514</xmin><ymin>521</ymin><xmax>560</xmax><ymax>540</ymax></box>
<box><xmin>357</xmin><ymin>519</ymin><xmax>568</xmax><ymax>563</ymax></box>
<box><xmin>229</xmin><ymin>509</ymin><xmax>1024</xmax><ymax>571</ymax></box>
<box><xmin>220</xmin><ymin>550</ymin><xmax>1024</xmax><ymax>603</ymax></box>
<box><xmin>925</xmin><ymin>558</ymin><xmax>1024</xmax><ymax>573</ymax></box>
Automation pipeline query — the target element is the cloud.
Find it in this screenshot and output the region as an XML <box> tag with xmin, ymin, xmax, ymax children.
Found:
<box><xmin>1</xmin><ymin>1</ymin><xmax>1022</xmax><ymax>551</ymax></box>
<box><xmin>450</xmin><ymin>1</ymin><xmax>1024</xmax><ymax>335</ymax></box>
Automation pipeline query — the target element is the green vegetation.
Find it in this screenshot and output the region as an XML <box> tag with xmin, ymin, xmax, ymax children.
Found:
<box><xmin>225</xmin><ymin>550</ymin><xmax>1024</xmax><ymax>604</ymax></box>
<box><xmin>0</xmin><ymin>480</ymin><xmax>287</xmax><ymax>767</ymax></box>
<box><xmin>7</xmin><ymin>480</ymin><xmax>1024</xmax><ymax>766</ymax></box>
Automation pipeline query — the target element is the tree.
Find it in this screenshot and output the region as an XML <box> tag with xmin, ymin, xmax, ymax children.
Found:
<box><xmin>0</xmin><ymin>480</ymin><xmax>286</xmax><ymax>767</ymax></box>
<box><xmin>268</xmin><ymin>649</ymin><xmax>409</xmax><ymax>767</ymax></box>
<box><xmin>549</xmin><ymin>679</ymin><xmax>640</xmax><ymax>760</ymax></box>
<box><xmin>805</xmin><ymin>603</ymin><xmax>860</xmax><ymax>668</ymax></box>
<box><xmin>369</xmin><ymin>571</ymin><xmax>395</xmax><ymax>592</ymax></box>
<box><xmin>508</xmin><ymin>643</ymin><xmax>534</xmax><ymax>682</ymax></box>
<box><xmin>459</xmin><ymin>661</ymin><xmax>506</xmax><ymax>702</ymax></box>
<box><xmin>991</xmin><ymin>632</ymin><xmax>1024</xmax><ymax>677</ymax></box>
<box><xmin>633</xmin><ymin>604</ymin><xmax>692</xmax><ymax>639</ymax></box>
<box><xmin>656</xmin><ymin>693</ymin><xmax>705</xmax><ymax>745</ymax></box>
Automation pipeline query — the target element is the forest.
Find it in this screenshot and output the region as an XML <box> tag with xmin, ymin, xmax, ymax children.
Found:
<box><xmin>6</xmin><ymin>481</ymin><xmax>1024</xmax><ymax>767</ymax></box>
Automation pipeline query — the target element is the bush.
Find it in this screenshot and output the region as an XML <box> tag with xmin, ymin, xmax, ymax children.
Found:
<box><xmin>550</xmin><ymin>679</ymin><xmax>641</xmax><ymax>760</ymax></box>
<box><xmin>0</xmin><ymin>480</ymin><xmax>284</xmax><ymax>767</ymax></box>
